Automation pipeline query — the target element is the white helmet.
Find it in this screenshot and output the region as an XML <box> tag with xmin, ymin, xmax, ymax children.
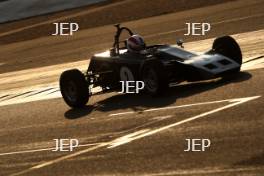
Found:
<box><xmin>127</xmin><ymin>34</ymin><xmax>145</xmax><ymax>52</ymax></box>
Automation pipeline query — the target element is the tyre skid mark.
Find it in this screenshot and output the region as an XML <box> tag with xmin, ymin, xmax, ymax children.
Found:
<box><xmin>0</xmin><ymin>88</ymin><xmax>60</xmax><ymax>106</ymax></box>
<box><xmin>0</xmin><ymin>94</ymin><xmax>10</xmax><ymax>100</ymax></box>
<box><xmin>243</xmin><ymin>55</ymin><xmax>264</xmax><ymax>64</ymax></box>
<box><xmin>24</xmin><ymin>87</ymin><xmax>55</xmax><ymax>98</ymax></box>
<box><xmin>1</xmin><ymin>91</ymin><xmax>33</xmax><ymax>101</ymax></box>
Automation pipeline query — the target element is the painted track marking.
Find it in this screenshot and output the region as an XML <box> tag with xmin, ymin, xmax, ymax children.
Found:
<box><xmin>0</xmin><ymin>143</ymin><xmax>102</xmax><ymax>157</ymax></box>
<box><xmin>10</xmin><ymin>95</ymin><xmax>260</xmax><ymax>176</ymax></box>
<box><xmin>0</xmin><ymin>115</ymin><xmax>171</xmax><ymax>157</ymax></box>
<box><xmin>109</xmin><ymin>97</ymin><xmax>249</xmax><ymax>116</ymax></box>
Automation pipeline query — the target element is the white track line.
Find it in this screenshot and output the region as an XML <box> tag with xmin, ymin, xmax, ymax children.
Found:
<box><xmin>109</xmin><ymin>97</ymin><xmax>245</xmax><ymax>116</ymax></box>
<box><xmin>0</xmin><ymin>143</ymin><xmax>102</xmax><ymax>157</ymax></box>
<box><xmin>10</xmin><ymin>95</ymin><xmax>260</xmax><ymax>176</ymax></box>
<box><xmin>0</xmin><ymin>115</ymin><xmax>171</xmax><ymax>157</ymax></box>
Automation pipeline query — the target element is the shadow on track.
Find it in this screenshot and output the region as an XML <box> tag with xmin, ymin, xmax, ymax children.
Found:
<box><xmin>64</xmin><ymin>105</ymin><xmax>93</xmax><ymax>119</ymax></box>
<box><xmin>64</xmin><ymin>71</ymin><xmax>252</xmax><ymax>119</ymax></box>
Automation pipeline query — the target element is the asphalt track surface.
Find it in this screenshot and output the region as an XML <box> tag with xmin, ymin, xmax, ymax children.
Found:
<box><xmin>0</xmin><ymin>1</ymin><xmax>264</xmax><ymax>176</ymax></box>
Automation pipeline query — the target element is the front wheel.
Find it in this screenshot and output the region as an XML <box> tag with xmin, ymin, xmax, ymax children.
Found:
<box><xmin>60</xmin><ymin>69</ymin><xmax>89</xmax><ymax>108</ymax></box>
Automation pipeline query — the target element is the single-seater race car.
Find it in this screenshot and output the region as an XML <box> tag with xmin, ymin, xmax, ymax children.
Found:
<box><xmin>60</xmin><ymin>24</ymin><xmax>242</xmax><ymax>108</ymax></box>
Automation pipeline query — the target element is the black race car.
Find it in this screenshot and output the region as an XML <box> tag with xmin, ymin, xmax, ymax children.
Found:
<box><xmin>60</xmin><ymin>24</ymin><xmax>242</xmax><ymax>108</ymax></box>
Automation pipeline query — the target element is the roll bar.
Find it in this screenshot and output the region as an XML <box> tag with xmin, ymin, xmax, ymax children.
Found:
<box><xmin>112</xmin><ymin>24</ymin><xmax>134</xmax><ymax>55</ymax></box>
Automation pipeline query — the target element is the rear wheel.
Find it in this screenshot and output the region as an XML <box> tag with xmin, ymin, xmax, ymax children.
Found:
<box><xmin>60</xmin><ymin>69</ymin><xmax>89</xmax><ymax>108</ymax></box>
<box><xmin>141</xmin><ymin>62</ymin><xmax>168</xmax><ymax>95</ymax></box>
<box><xmin>213</xmin><ymin>36</ymin><xmax>242</xmax><ymax>66</ymax></box>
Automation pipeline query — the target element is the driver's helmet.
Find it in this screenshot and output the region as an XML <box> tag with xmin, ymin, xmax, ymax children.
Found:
<box><xmin>126</xmin><ymin>34</ymin><xmax>146</xmax><ymax>53</ymax></box>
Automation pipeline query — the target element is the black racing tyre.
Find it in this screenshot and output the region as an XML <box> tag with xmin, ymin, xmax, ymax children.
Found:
<box><xmin>213</xmin><ymin>36</ymin><xmax>242</xmax><ymax>66</ymax></box>
<box><xmin>141</xmin><ymin>61</ymin><xmax>168</xmax><ymax>95</ymax></box>
<box><xmin>60</xmin><ymin>69</ymin><xmax>89</xmax><ymax>108</ymax></box>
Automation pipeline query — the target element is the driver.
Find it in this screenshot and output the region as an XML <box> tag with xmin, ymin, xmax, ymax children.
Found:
<box><xmin>126</xmin><ymin>34</ymin><xmax>146</xmax><ymax>53</ymax></box>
